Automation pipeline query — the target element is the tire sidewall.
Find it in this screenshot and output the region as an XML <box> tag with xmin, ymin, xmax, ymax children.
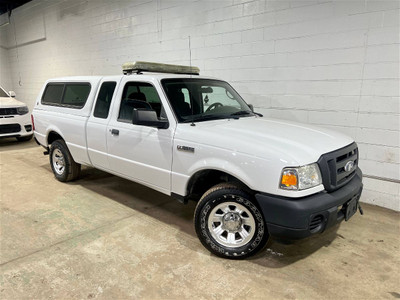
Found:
<box><xmin>49</xmin><ymin>140</ymin><xmax>71</xmax><ymax>182</ymax></box>
<box><xmin>195</xmin><ymin>189</ymin><xmax>268</xmax><ymax>259</ymax></box>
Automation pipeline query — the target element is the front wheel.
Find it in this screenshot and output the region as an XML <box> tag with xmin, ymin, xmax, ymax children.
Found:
<box><xmin>194</xmin><ymin>183</ymin><xmax>268</xmax><ymax>259</ymax></box>
<box><xmin>49</xmin><ymin>139</ymin><xmax>81</xmax><ymax>182</ymax></box>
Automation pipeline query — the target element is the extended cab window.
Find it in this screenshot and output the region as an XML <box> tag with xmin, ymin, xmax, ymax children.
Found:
<box><xmin>93</xmin><ymin>82</ymin><xmax>117</xmax><ymax>119</ymax></box>
<box><xmin>42</xmin><ymin>83</ymin><xmax>91</xmax><ymax>108</ymax></box>
<box><xmin>118</xmin><ymin>82</ymin><xmax>165</xmax><ymax>122</ymax></box>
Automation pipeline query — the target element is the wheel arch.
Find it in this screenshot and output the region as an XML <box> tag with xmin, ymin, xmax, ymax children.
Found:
<box><xmin>47</xmin><ymin>129</ymin><xmax>65</xmax><ymax>146</ymax></box>
<box><xmin>186</xmin><ymin>168</ymin><xmax>254</xmax><ymax>201</ymax></box>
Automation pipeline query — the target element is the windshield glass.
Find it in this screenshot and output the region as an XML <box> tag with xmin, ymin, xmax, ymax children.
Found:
<box><xmin>161</xmin><ymin>79</ymin><xmax>253</xmax><ymax>123</ymax></box>
<box><xmin>0</xmin><ymin>88</ymin><xmax>8</xmax><ymax>97</ymax></box>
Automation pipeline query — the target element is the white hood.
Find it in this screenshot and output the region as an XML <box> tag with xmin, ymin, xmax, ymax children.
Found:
<box><xmin>0</xmin><ymin>97</ymin><xmax>26</xmax><ymax>108</ymax></box>
<box><xmin>176</xmin><ymin>116</ymin><xmax>354</xmax><ymax>166</ymax></box>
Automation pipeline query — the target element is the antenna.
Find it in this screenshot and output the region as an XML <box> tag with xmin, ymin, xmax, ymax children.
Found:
<box><xmin>188</xmin><ymin>35</ymin><xmax>192</xmax><ymax>69</ymax></box>
<box><xmin>188</xmin><ymin>35</ymin><xmax>195</xmax><ymax>126</ymax></box>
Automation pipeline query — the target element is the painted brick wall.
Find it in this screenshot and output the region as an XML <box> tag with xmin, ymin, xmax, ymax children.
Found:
<box><xmin>0</xmin><ymin>14</ymin><xmax>13</xmax><ymax>92</ymax></box>
<box><xmin>0</xmin><ymin>47</ymin><xmax>12</xmax><ymax>91</ymax></box>
<box><xmin>1</xmin><ymin>0</ymin><xmax>398</xmax><ymax>210</ymax></box>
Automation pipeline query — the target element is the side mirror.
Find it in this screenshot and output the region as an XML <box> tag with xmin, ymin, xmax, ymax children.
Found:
<box><xmin>132</xmin><ymin>108</ymin><xmax>169</xmax><ymax>129</ymax></box>
<box><xmin>9</xmin><ymin>91</ymin><xmax>16</xmax><ymax>98</ymax></box>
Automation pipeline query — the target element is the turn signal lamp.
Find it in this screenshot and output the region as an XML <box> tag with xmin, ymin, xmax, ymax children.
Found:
<box><xmin>31</xmin><ymin>114</ymin><xmax>35</xmax><ymax>131</ymax></box>
<box><xmin>280</xmin><ymin>169</ymin><xmax>298</xmax><ymax>190</ymax></box>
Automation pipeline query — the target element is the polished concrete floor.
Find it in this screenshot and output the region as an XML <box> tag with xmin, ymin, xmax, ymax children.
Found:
<box><xmin>1</xmin><ymin>138</ymin><xmax>399</xmax><ymax>299</ymax></box>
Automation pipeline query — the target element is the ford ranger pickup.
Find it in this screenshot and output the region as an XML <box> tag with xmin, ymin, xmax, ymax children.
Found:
<box><xmin>32</xmin><ymin>61</ymin><xmax>363</xmax><ymax>259</ymax></box>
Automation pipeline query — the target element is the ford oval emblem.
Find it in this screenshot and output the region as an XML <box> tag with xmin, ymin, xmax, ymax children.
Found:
<box><xmin>344</xmin><ymin>161</ymin><xmax>355</xmax><ymax>172</ymax></box>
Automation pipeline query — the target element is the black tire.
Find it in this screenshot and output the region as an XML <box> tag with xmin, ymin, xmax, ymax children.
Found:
<box><xmin>194</xmin><ymin>183</ymin><xmax>269</xmax><ymax>259</ymax></box>
<box><xmin>16</xmin><ymin>134</ymin><xmax>33</xmax><ymax>142</ymax></box>
<box><xmin>49</xmin><ymin>139</ymin><xmax>81</xmax><ymax>182</ymax></box>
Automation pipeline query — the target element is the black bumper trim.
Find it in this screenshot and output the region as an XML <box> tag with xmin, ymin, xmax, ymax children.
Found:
<box><xmin>0</xmin><ymin>134</ymin><xmax>21</xmax><ymax>139</ymax></box>
<box><xmin>255</xmin><ymin>168</ymin><xmax>363</xmax><ymax>239</ymax></box>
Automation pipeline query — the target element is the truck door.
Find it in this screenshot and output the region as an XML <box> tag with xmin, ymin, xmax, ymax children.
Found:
<box><xmin>87</xmin><ymin>79</ymin><xmax>119</xmax><ymax>170</ymax></box>
<box><xmin>106</xmin><ymin>79</ymin><xmax>173</xmax><ymax>194</ymax></box>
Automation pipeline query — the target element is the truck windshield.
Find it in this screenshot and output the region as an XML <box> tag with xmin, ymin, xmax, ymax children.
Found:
<box><xmin>0</xmin><ymin>88</ymin><xmax>8</xmax><ymax>97</ymax></box>
<box><xmin>161</xmin><ymin>79</ymin><xmax>254</xmax><ymax>123</ymax></box>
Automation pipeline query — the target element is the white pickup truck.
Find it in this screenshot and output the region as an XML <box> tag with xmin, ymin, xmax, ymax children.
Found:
<box><xmin>33</xmin><ymin>62</ymin><xmax>363</xmax><ymax>259</ymax></box>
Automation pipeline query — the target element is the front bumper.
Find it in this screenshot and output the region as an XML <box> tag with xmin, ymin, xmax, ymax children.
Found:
<box><xmin>255</xmin><ymin>168</ymin><xmax>363</xmax><ymax>239</ymax></box>
<box><xmin>0</xmin><ymin>113</ymin><xmax>33</xmax><ymax>138</ymax></box>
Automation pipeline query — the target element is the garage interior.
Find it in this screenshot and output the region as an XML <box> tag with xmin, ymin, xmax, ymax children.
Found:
<box><xmin>0</xmin><ymin>0</ymin><xmax>399</xmax><ymax>299</ymax></box>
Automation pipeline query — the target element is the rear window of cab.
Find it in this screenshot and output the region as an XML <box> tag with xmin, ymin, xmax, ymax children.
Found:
<box><xmin>42</xmin><ymin>83</ymin><xmax>91</xmax><ymax>108</ymax></box>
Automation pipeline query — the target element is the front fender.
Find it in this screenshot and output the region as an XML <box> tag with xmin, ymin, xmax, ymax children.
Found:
<box><xmin>171</xmin><ymin>147</ymin><xmax>273</xmax><ymax>196</ymax></box>
<box><xmin>187</xmin><ymin>158</ymin><xmax>254</xmax><ymax>190</ymax></box>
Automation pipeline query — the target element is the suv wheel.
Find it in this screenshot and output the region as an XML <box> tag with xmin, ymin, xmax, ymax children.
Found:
<box><xmin>194</xmin><ymin>183</ymin><xmax>268</xmax><ymax>259</ymax></box>
<box><xmin>49</xmin><ymin>139</ymin><xmax>81</xmax><ymax>182</ymax></box>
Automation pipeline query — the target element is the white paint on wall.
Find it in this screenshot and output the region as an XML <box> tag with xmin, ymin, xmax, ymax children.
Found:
<box><xmin>0</xmin><ymin>25</ymin><xmax>13</xmax><ymax>91</ymax></box>
<box><xmin>1</xmin><ymin>0</ymin><xmax>398</xmax><ymax>210</ymax></box>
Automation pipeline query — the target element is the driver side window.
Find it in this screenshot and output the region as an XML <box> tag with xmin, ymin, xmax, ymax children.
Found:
<box><xmin>118</xmin><ymin>82</ymin><xmax>165</xmax><ymax>122</ymax></box>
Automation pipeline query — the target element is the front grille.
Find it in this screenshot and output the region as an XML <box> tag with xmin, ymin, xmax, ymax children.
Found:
<box><xmin>317</xmin><ymin>142</ymin><xmax>358</xmax><ymax>192</ymax></box>
<box><xmin>0</xmin><ymin>124</ymin><xmax>21</xmax><ymax>134</ymax></box>
<box><xmin>0</xmin><ymin>108</ymin><xmax>18</xmax><ymax>115</ymax></box>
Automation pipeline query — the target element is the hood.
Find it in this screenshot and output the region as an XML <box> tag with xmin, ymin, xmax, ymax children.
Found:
<box><xmin>175</xmin><ymin>116</ymin><xmax>354</xmax><ymax>166</ymax></box>
<box><xmin>0</xmin><ymin>97</ymin><xmax>26</xmax><ymax>108</ymax></box>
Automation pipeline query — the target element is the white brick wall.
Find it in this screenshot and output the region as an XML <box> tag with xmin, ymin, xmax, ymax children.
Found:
<box><xmin>0</xmin><ymin>46</ymin><xmax>12</xmax><ymax>91</ymax></box>
<box><xmin>0</xmin><ymin>18</ymin><xmax>12</xmax><ymax>91</ymax></box>
<box><xmin>1</xmin><ymin>0</ymin><xmax>398</xmax><ymax>210</ymax></box>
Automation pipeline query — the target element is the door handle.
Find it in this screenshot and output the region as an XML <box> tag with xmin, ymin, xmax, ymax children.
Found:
<box><xmin>110</xmin><ymin>129</ymin><xmax>119</xmax><ymax>136</ymax></box>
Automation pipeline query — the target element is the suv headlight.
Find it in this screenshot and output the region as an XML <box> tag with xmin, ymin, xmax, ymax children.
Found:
<box><xmin>17</xmin><ymin>106</ymin><xmax>29</xmax><ymax>115</ymax></box>
<box><xmin>280</xmin><ymin>163</ymin><xmax>322</xmax><ymax>191</ymax></box>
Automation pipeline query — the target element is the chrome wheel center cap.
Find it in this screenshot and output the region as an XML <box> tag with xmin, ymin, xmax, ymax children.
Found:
<box><xmin>222</xmin><ymin>213</ymin><xmax>242</xmax><ymax>232</ymax></box>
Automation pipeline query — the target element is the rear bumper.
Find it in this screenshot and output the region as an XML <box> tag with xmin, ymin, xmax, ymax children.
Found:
<box><xmin>255</xmin><ymin>168</ymin><xmax>363</xmax><ymax>239</ymax></box>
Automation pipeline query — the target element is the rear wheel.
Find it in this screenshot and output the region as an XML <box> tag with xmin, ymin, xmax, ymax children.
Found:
<box><xmin>49</xmin><ymin>139</ymin><xmax>81</xmax><ymax>182</ymax></box>
<box><xmin>194</xmin><ymin>183</ymin><xmax>268</xmax><ymax>259</ymax></box>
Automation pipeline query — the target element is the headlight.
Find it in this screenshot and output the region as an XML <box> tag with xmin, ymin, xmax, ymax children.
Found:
<box><xmin>280</xmin><ymin>163</ymin><xmax>322</xmax><ymax>191</ymax></box>
<box><xmin>17</xmin><ymin>106</ymin><xmax>29</xmax><ymax>115</ymax></box>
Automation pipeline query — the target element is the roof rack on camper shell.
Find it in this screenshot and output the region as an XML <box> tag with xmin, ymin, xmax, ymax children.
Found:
<box><xmin>122</xmin><ymin>61</ymin><xmax>200</xmax><ymax>75</ymax></box>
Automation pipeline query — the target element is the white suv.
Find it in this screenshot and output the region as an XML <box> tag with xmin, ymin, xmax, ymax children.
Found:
<box><xmin>0</xmin><ymin>86</ymin><xmax>33</xmax><ymax>141</ymax></box>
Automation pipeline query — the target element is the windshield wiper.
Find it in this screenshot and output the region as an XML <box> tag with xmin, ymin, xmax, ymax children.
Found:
<box><xmin>182</xmin><ymin>114</ymin><xmax>228</xmax><ymax>123</ymax></box>
<box><xmin>182</xmin><ymin>111</ymin><xmax>258</xmax><ymax>124</ymax></box>
<box><xmin>231</xmin><ymin>110</ymin><xmax>264</xmax><ymax>118</ymax></box>
<box><xmin>230</xmin><ymin>110</ymin><xmax>252</xmax><ymax>116</ymax></box>
<box><xmin>229</xmin><ymin>111</ymin><xmax>255</xmax><ymax>119</ymax></box>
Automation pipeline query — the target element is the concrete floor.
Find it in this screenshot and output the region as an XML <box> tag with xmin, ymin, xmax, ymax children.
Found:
<box><xmin>0</xmin><ymin>138</ymin><xmax>399</xmax><ymax>299</ymax></box>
